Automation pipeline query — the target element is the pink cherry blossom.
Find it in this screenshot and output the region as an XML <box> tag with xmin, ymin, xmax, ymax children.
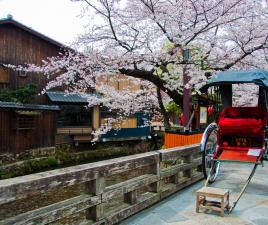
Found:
<box><xmin>9</xmin><ymin>0</ymin><xmax>268</xmax><ymax>140</ymax></box>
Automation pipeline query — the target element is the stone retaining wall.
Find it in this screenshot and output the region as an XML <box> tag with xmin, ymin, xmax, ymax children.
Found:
<box><xmin>0</xmin><ymin>147</ymin><xmax>56</xmax><ymax>165</ymax></box>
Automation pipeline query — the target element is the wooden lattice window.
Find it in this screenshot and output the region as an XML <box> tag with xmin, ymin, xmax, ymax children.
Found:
<box><xmin>0</xmin><ymin>65</ymin><xmax>8</xmax><ymax>83</ymax></box>
<box><xmin>18</xmin><ymin>115</ymin><xmax>35</xmax><ymax>129</ymax></box>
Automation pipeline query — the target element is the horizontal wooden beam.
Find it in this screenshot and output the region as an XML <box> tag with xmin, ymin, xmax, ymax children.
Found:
<box><xmin>0</xmin><ymin>195</ymin><xmax>100</xmax><ymax>225</ymax></box>
<box><xmin>158</xmin><ymin>144</ymin><xmax>200</xmax><ymax>161</ymax></box>
<box><xmin>103</xmin><ymin>174</ymin><xmax>158</xmax><ymax>201</ymax></box>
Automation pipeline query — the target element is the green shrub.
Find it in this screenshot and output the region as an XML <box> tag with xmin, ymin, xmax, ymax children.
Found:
<box><xmin>165</xmin><ymin>102</ymin><xmax>182</xmax><ymax>115</ymax></box>
<box><xmin>0</xmin><ymin>84</ymin><xmax>37</xmax><ymax>104</ymax></box>
<box><xmin>0</xmin><ymin>157</ymin><xmax>58</xmax><ymax>179</ymax></box>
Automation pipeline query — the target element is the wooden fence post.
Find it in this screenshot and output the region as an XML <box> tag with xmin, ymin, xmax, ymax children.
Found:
<box><xmin>149</xmin><ymin>155</ymin><xmax>161</xmax><ymax>193</ymax></box>
<box><xmin>85</xmin><ymin>175</ymin><xmax>105</xmax><ymax>221</ymax></box>
<box><xmin>183</xmin><ymin>154</ymin><xmax>194</xmax><ymax>179</ymax></box>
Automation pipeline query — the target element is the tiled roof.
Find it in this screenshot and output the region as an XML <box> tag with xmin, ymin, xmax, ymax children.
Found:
<box><xmin>0</xmin><ymin>101</ymin><xmax>60</xmax><ymax>111</ymax></box>
<box><xmin>46</xmin><ymin>91</ymin><xmax>98</xmax><ymax>104</ymax></box>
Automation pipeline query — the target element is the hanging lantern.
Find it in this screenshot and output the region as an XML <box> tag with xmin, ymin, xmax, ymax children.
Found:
<box><xmin>208</xmin><ymin>105</ymin><xmax>214</xmax><ymax>116</ymax></box>
<box><xmin>179</xmin><ymin>113</ymin><xmax>185</xmax><ymax>125</ymax></box>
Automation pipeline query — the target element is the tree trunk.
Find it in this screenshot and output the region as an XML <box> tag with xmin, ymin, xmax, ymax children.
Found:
<box><xmin>183</xmin><ymin>66</ymin><xmax>191</xmax><ymax>127</ymax></box>
<box><xmin>156</xmin><ymin>87</ymin><xmax>171</xmax><ymax>129</ymax></box>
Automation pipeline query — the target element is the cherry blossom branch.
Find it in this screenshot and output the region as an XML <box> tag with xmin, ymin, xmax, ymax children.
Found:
<box><xmin>118</xmin><ymin>67</ymin><xmax>183</xmax><ymax>106</ymax></box>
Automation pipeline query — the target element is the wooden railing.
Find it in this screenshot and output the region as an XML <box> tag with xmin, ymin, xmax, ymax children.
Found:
<box><xmin>57</xmin><ymin>127</ymin><xmax>92</xmax><ymax>135</ymax></box>
<box><xmin>0</xmin><ymin>144</ymin><xmax>203</xmax><ymax>225</ymax></box>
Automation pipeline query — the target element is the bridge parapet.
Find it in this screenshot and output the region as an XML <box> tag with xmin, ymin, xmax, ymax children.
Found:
<box><xmin>0</xmin><ymin>144</ymin><xmax>202</xmax><ymax>225</ymax></box>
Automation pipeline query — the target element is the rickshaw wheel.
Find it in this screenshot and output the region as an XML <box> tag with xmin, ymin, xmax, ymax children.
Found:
<box><xmin>201</xmin><ymin>123</ymin><xmax>220</xmax><ymax>183</ymax></box>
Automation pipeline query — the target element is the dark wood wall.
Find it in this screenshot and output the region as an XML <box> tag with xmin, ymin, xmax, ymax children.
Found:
<box><xmin>0</xmin><ymin>23</ymin><xmax>63</xmax><ymax>104</ymax></box>
<box><xmin>0</xmin><ymin>109</ymin><xmax>56</xmax><ymax>154</ymax></box>
<box><xmin>0</xmin><ymin>109</ymin><xmax>10</xmax><ymax>153</ymax></box>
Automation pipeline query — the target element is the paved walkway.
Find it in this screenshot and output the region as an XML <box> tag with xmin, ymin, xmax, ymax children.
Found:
<box><xmin>120</xmin><ymin>162</ymin><xmax>268</xmax><ymax>225</ymax></box>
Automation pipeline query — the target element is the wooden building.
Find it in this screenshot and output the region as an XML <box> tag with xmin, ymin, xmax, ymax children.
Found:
<box><xmin>0</xmin><ymin>16</ymin><xmax>99</xmax><ymax>153</ymax></box>
<box><xmin>46</xmin><ymin>91</ymin><xmax>100</xmax><ymax>144</ymax></box>
<box><xmin>0</xmin><ymin>16</ymin><xmax>65</xmax><ymax>104</ymax></box>
<box><xmin>0</xmin><ymin>101</ymin><xmax>59</xmax><ymax>153</ymax></box>
<box><xmin>0</xmin><ymin>16</ymin><xmax>65</xmax><ymax>154</ymax></box>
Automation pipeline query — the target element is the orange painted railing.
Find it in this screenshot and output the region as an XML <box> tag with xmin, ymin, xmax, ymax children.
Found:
<box><xmin>164</xmin><ymin>132</ymin><xmax>203</xmax><ymax>148</ymax></box>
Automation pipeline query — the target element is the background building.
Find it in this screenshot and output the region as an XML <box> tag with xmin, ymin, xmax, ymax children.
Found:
<box><xmin>0</xmin><ymin>17</ymin><xmax>150</xmax><ymax>154</ymax></box>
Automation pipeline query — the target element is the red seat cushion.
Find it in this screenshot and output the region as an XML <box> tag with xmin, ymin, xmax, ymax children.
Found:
<box><xmin>218</xmin><ymin>118</ymin><xmax>263</xmax><ymax>135</ymax></box>
<box><xmin>218</xmin><ymin>107</ymin><xmax>267</xmax><ymax>136</ymax></box>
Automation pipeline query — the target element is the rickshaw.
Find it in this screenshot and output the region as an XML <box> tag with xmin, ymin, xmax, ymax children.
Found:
<box><xmin>200</xmin><ymin>69</ymin><xmax>268</xmax><ymax>213</ymax></box>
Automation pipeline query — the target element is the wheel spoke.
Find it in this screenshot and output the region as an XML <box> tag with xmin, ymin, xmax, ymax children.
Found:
<box><xmin>201</xmin><ymin>123</ymin><xmax>220</xmax><ymax>183</ymax></box>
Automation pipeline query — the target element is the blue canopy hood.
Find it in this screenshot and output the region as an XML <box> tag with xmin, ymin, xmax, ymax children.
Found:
<box><xmin>200</xmin><ymin>69</ymin><xmax>268</xmax><ymax>93</ymax></box>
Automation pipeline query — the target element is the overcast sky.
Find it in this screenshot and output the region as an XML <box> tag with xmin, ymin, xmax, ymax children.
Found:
<box><xmin>0</xmin><ymin>0</ymin><xmax>87</xmax><ymax>45</ymax></box>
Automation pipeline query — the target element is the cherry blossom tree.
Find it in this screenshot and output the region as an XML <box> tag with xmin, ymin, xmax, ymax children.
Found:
<box><xmin>15</xmin><ymin>0</ymin><xmax>268</xmax><ymax>138</ymax></box>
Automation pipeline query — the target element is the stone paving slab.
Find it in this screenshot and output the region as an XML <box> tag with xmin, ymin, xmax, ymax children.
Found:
<box><xmin>120</xmin><ymin>162</ymin><xmax>268</xmax><ymax>225</ymax></box>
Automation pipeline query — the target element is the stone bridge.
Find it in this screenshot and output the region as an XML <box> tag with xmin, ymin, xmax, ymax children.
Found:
<box><xmin>1</xmin><ymin>145</ymin><xmax>267</xmax><ymax>225</ymax></box>
<box><xmin>0</xmin><ymin>144</ymin><xmax>202</xmax><ymax>225</ymax></box>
